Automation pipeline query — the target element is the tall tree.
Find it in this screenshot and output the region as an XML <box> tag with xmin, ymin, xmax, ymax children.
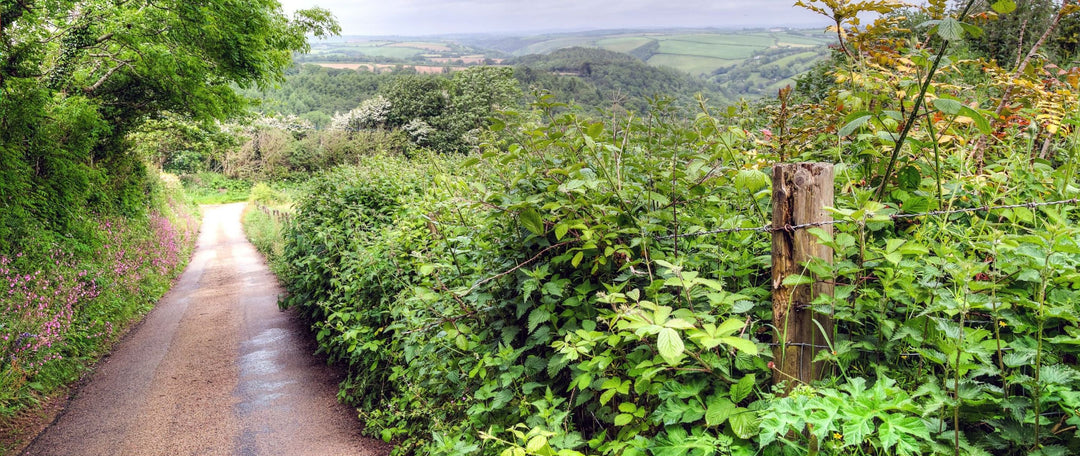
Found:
<box><xmin>967</xmin><ymin>0</ymin><xmax>1061</xmax><ymax>66</ymax></box>
<box><xmin>0</xmin><ymin>0</ymin><xmax>337</xmax><ymax>253</ymax></box>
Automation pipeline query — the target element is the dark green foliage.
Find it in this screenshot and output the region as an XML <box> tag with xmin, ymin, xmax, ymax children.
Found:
<box><xmin>0</xmin><ymin>80</ymin><xmax>108</xmax><ymax>256</ymax></box>
<box><xmin>793</xmin><ymin>56</ymin><xmax>840</xmax><ymax>103</ymax></box>
<box><xmin>627</xmin><ymin>40</ymin><xmax>661</xmax><ymax>62</ymax></box>
<box><xmin>0</xmin><ymin>0</ymin><xmax>337</xmax><ymax>257</ymax></box>
<box><xmin>510</xmin><ymin>47</ymin><xmax>723</xmax><ymax>111</ymax></box>
<box><xmin>277</xmin><ymin>105</ymin><xmax>777</xmax><ymax>454</ymax></box>
<box><xmin>243</xmin><ymin>64</ymin><xmax>387</xmax><ymax>118</ymax></box>
<box><xmin>967</xmin><ymin>0</ymin><xmax>1060</xmax><ymax>66</ymax></box>
<box><xmin>279</xmin><ymin>162</ymin><xmax>429</xmax><ymax>416</ymax></box>
<box><xmin>382</xmin><ymin>75</ymin><xmax>449</xmax><ymax>127</ymax></box>
<box><xmin>1051</xmin><ymin>7</ymin><xmax>1080</xmax><ymax>63</ymax></box>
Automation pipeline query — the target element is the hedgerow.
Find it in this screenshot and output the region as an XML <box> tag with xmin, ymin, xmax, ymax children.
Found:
<box><xmin>276</xmin><ymin>2</ymin><xmax>1080</xmax><ymax>455</ymax></box>
<box><xmin>0</xmin><ymin>175</ymin><xmax>199</xmax><ymax>419</ymax></box>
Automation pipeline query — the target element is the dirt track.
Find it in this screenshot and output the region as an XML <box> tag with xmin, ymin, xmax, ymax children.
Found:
<box><xmin>22</xmin><ymin>203</ymin><xmax>389</xmax><ymax>456</ymax></box>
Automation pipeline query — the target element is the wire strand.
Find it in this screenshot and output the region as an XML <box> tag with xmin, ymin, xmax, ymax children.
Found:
<box><xmin>656</xmin><ymin>198</ymin><xmax>1080</xmax><ymax>240</ymax></box>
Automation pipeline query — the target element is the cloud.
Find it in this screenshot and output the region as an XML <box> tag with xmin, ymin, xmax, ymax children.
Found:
<box><xmin>279</xmin><ymin>0</ymin><xmax>831</xmax><ymax>36</ymax></box>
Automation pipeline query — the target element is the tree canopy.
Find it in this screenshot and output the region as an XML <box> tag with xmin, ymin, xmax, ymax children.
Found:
<box><xmin>0</xmin><ymin>0</ymin><xmax>337</xmax><ymax>255</ymax></box>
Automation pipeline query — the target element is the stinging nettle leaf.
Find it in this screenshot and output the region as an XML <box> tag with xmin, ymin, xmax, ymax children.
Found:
<box><xmin>932</xmin><ymin>98</ymin><xmax>963</xmax><ymax>116</ymax></box>
<box><xmin>528</xmin><ymin>308</ymin><xmax>551</xmax><ymax>334</ymax></box>
<box><xmin>936</xmin><ymin>18</ymin><xmax>964</xmax><ymax>41</ymax></box>
<box><xmin>839</xmin><ymin>114</ymin><xmax>872</xmax><ymax>137</ymax></box>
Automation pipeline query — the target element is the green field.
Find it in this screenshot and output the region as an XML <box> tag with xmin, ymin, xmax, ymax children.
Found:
<box><xmin>516</xmin><ymin>36</ymin><xmax>598</xmax><ymax>55</ymax></box>
<box><xmin>307</xmin><ymin>42</ymin><xmax>424</xmax><ymax>59</ymax></box>
<box><xmin>662</xmin><ymin>33</ymin><xmax>778</xmax><ymax>47</ymax></box>
<box><xmin>655</xmin><ymin>39</ymin><xmax>759</xmax><ymax>60</ymax></box>
<box><xmin>300</xmin><ymin>29</ymin><xmax>836</xmax><ymax>100</ymax></box>
<box><xmin>595</xmin><ymin>36</ymin><xmax>654</xmax><ymax>53</ymax></box>
<box><xmin>648</xmin><ymin>54</ymin><xmax>740</xmax><ymax>76</ymax></box>
<box><xmin>760</xmin><ymin>50</ymin><xmax>822</xmax><ymax>69</ymax></box>
<box><xmin>498</xmin><ymin>29</ymin><xmax>835</xmax><ymax>79</ymax></box>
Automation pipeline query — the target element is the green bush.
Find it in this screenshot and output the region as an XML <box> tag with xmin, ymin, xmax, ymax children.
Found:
<box><xmin>180</xmin><ymin>172</ymin><xmax>252</xmax><ymax>204</ymax></box>
<box><xmin>273</xmin><ymin>4</ymin><xmax>1080</xmax><ymax>454</ymax></box>
<box><xmin>1</xmin><ymin>173</ymin><xmax>199</xmax><ymax>419</ymax></box>
<box><xmin>279</xmin><ymin>107</ymin><xmax>777</xmax><ymax>454</ymax></box>
<box><xmin>278</xmin><ymin>92</ymin><xmax>1080</xmax><ymax>455</ymax></box>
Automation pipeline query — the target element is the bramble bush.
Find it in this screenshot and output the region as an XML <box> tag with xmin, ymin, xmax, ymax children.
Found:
<box><xmin>272</xmin><ymin>1</ymin><xmax>1080</xmax><ymax>455</ymax></box>
<box><xmin>281</xmin><ymin>101</ymin><xmax>1080</xmax><ymax>456</ymax></box>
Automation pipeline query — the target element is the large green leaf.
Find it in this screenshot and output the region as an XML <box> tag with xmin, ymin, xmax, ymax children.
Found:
<box><xmin>992</xmin><ymin>0</ymin><xmax>1017</xmax><ymax>14</ymax></box>
<box><xmin>519</xmin><ymin>207</ymin><xmax>544</xmax><ymax>235</ymax></box>
<box><xmin>657</xmin><ymin>328</ymin><xmax>685</xmax><ymax>365</ymax></box>
<box><xmin>528</xmin><ymin>308</ymin><xmax>550</xmax><ymax>334</ymax></box>
<box><xmin>936</xmin><ymin>17</ymin><xmax>964</xmax><ymax>41</ymax></box>
<box><xmin>931</xmin><ymin>98</ymin><xmax>963</xmax><ymax>116</ymax></box>
<box><xmin>719</xmin><ymin>336</ymin><xmax>758</xmax><ymax>356</ymax></box>
<box><xmin>705</xmin><ymin>396</ymin><xmax>736</xmax><ymax>426</ymax></box>
<box><xmin>839</xmin><ymin>114</ymin><xmax>872</xmax><ymax>137</ymax></box>
<box><xmin>728</xmin><ymin>408</ymin><xmax>758</xmax><ymax>440</ymax></box>
<box><xmin>730</xmin><ymin>374</ymin><xmax>756</xmax><ymax>403</ymax></box>
<box><xmin>958</xmin><ymin>106</ymin><xmax>991</xmax><ymax>134</ymax></box>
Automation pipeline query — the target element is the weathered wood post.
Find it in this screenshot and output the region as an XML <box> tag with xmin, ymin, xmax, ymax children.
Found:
<box><xmin>771</xmin><ymin>163</ymin><xmax>835</xmax><ymax>388</ymax></box>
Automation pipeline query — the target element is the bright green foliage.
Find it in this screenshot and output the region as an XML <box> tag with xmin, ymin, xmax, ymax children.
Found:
<box><xmin>129</xmin><ymin>115</ymin><xmax>238</xmax><ymax>174</ymax></box>
<box><xmin>179</xmin><ymin>172</ymin><xmax>252</xmax><ymax>205</ymax></box>
<box><xmin>278</xmin><ymin>101</ymin><xmax>775</xmax><ymax>454</ymax></box>
<box><xmin>242</xmin><ymin>182</ymin><xmax>296</xmax><ymax>274</ymax></box>
<box><xmin>511</xmin><ymin>48</ymin><xmax>722</xmax><ymax>111</ymax></box>
<box><xmin>0</xmin><ymin>0</ymin><xmax>337</xmax><ymax>257</ymax></box>
<box><xmin>259</xmin><ymin>1</ymin><xmax>1080</xmax><ymax>455</ymax></box>
<box><xmin>0</xmin><ymin>177</ymin><xmax>199</xmax><ymax>418</ymax></box>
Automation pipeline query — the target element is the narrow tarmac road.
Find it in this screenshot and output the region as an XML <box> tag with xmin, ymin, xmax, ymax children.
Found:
<box><xmin>23</xmin><ymin>203</ymin><xmax>390</xmax><ymax>456</ymax></box>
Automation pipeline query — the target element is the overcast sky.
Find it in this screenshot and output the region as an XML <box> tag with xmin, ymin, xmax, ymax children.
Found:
<box><xmin>278</xmin><ymin>0</ymin><xmax>834</xmax><ymax>36</ymax></box>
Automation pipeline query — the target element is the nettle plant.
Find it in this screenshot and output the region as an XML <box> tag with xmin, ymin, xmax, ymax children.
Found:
<box><xmin>279</xmin><ymin>95</ymin><xmax>784</xmax><ymax>455</ymax></box>
<box><xmin>277</xmin><ymin>2</ymin><xmax>1080</xmax><ymax>455</ymax></box>
<box><xmin>409</xmin><ymin>100</ymin><xmax>780</xmax><ymax>455</ymax></box>
<box><xmin>749</xmin><ymin>1</ymin><xmax>1080</xmax><ymax>455</ymax></box>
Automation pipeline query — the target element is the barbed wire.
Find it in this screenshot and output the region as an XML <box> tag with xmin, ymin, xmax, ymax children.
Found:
<box><xmin>657</xmin><ymin>198</ymin><xmax>1080</xmax><ymax>240</ymax></box>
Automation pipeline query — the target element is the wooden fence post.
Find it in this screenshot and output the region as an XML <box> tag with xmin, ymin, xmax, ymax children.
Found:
<box><xmin>771</xmin><ymin>163</ymin><xmax>835</xmax><ymax>388</ymax></box>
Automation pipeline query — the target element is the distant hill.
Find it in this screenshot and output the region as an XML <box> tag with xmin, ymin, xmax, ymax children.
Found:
<box><xmin>510</xmin><ymin>47</ymin><xmax>724</xmax><ymax>110</ymax></box>
<box><xmin>456</xmin><ymin>28</ymin><xmax>835</xmax><ymax>97</ymax></box>
<box><xmin>278</xmin><ymin>28</ymin><xmax>837</xmax><ymax>108</ymax></box>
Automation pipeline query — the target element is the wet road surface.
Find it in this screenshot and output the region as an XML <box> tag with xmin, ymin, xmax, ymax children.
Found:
<box><xmin>22</xmin><ymin>203</ymin><xmax>389</xmax><ymax>456</ymax></box>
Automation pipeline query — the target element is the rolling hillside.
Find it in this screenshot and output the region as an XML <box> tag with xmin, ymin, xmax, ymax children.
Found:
<box><xmin>292</xmin><ymin>28</ymin><xmax>836</xmax><ymax>101</ymax></box>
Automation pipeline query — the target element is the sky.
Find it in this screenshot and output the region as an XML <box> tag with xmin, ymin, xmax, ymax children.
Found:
<box><xmin>277</xmin><ymin>0</ymin><xmax>834</xmax><ymax>37</ymax></box>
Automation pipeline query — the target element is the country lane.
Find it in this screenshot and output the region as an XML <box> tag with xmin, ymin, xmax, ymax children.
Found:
<box><xmin>22</xmin><ymin>203</ymin><xmax>390</xmax><ymax>456</ymax></box>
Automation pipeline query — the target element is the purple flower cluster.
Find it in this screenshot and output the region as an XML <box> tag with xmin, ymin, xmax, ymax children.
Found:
<box><xmin>1</xmin><ymin>205</ymin><xmax>197</xmax><ymax>401</ymax></box>
<box><xmin>1</xmin><ymin>251</ymin><xmax>96</xmax><ymax>380</ymax></box>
